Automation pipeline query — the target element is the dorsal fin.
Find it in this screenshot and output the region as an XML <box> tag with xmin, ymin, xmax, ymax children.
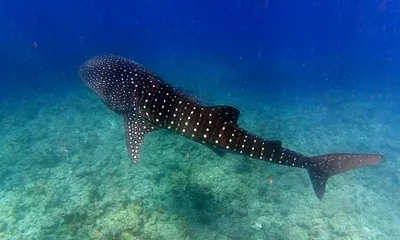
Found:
<box><xmin>206</xmin><ymin>106</ymin><xmax>240</xmax><ymax>124</ymax></box>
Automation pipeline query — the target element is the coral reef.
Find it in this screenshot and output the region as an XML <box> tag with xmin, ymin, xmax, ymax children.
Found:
<box><xmin>0</xmin><ymin>86</ymin><xmax>397</xmax><ymax>239</ymax></box>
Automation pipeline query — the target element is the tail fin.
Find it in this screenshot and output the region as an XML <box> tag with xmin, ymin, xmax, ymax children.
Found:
<box><xmin>307</xmin><ymin>154</ymin><xmax>384</xmax><ymax>200</ymax></box>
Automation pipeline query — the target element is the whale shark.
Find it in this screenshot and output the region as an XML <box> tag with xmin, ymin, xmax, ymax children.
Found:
<box><xmin>78</xmin><ymin>54</ymin><xmax>384</xmax><ymax>200</ymax></box>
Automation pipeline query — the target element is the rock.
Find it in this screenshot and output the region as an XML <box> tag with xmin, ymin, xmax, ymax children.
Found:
<box><xmin>251</xmin><ymin>222</ymin><xmax>263</xmax><ymax>231</ymax></box>
<box><xmin>0</xmin><ymin>220</ymin><xmax>8</xmax><ymax>232</ymax></box>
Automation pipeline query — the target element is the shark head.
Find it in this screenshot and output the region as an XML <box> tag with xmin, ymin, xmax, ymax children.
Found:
<box><xmin>78</xmin><ymin>54</ymin><xmax>156</xmax><ymax>114</ymax></box>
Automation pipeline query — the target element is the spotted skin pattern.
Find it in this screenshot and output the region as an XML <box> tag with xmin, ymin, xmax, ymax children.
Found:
<box><xmin>79</xmin><ymin>54</ymin><xmax>384</xmax><ymax>200</ymax></box>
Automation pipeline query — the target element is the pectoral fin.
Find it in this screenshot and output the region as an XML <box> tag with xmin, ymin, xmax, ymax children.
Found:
<box><xmin>124</xmin><ymin>111</ymin><xmax>158</xmax><ymax>164</ymax></box>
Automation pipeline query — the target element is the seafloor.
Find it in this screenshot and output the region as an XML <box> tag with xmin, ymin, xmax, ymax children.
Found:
<box><xmin>0</xmin><ymin>72</ymin><xmax>399</xmax><ymax>239</ymax></box>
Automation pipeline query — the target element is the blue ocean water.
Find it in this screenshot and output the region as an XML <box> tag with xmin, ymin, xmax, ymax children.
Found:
<box><xmin>0</xmin><ymin>0</ymin><xmax>399</xmax><ymax>239</ymax></box>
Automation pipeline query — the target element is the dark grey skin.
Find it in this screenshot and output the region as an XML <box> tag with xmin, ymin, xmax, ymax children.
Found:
<box><xmin>78</xmin><ymin>54</ymin><xmax>384</xmax><ymax>200</ymax></box>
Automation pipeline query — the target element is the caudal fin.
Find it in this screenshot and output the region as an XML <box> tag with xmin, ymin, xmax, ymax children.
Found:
<box><xmin>307</xmin><ymin>154</ymin><xmax>384</xmax><ymax>200</ymax></box>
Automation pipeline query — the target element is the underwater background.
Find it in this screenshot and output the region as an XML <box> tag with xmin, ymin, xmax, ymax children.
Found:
<box><xmin>0</xmin><ymin>0</ymin><xmax>399</xmax><ymax>239</ymax></box>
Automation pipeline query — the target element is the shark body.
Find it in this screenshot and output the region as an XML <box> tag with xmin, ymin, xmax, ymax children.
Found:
<box><xmin>78</xmin><ymin>54</ymin><xmax>384</xmax><ymax>200</ymax></box>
